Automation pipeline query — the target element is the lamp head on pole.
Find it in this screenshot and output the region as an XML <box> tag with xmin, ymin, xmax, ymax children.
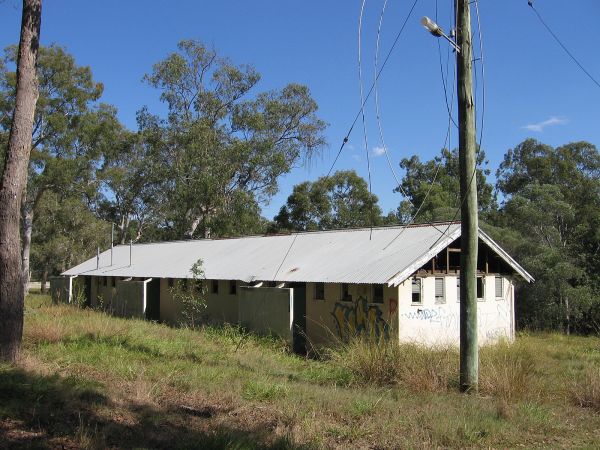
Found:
<box><xmin>420</xmin><ymin>16</ymin><xmax>461</xmax><ymax>53</ymax></box>
<box><xmin>421</xmin><ymin>16</ymin><xmax>444</xmax><ymax>37</ymax></box>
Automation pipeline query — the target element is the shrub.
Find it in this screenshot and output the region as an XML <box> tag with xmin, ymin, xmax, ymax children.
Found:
<box><xmin>571</xmin><ymin>368</ymin><xmax>600</xmax><ymax>411</ymax></box>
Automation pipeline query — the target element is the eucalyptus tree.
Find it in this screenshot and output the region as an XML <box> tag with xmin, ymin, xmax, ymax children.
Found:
<box><xmin>141</xmin><ymin>40</ymin><xmax>326</xmax><ymax>239</ymax></box>
<box><xmin>494</xmin><ymin>139</ymin><xmax>600</xmax><ymax>333</ymax></box>
<box><xmin>274</xmin><ymin>170</ymin><xmax>383</xmax><ymax>231</ymax></box>
<box><xmin>395</xmin><ymin>147</ymin><xmax>495</xmax><ymax>223</ymax></box>
<box><xmin>31</xmin><ymin>191</ymin><xmax>110</xmax><ymax>292</ymax></box>
<box><xmin>0</xmin><ymin>0</ymin><xmax>42</xmax><ymax>362</ymax></box>
<box><xmin>0</xmin><ymin>45</ymin><xmax>117</xmax><ymax>293</ymax></box>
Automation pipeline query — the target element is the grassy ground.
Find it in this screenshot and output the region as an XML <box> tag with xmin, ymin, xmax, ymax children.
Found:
<box><xmin>1</xmin><ymin>292</ymin><xmax>599</xmax><ymax>449</ymax></box>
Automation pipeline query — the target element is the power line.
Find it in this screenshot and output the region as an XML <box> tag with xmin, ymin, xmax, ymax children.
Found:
<box><xmin>358</xmin><ymin>0</ymin><xmax>374</xmax><ymax>238</ymax></box>
<box><xmin>382</xmin><ymin>0</ymin><xmax>459</xmax><ymax>250</ymax></box>
<box><xmin>436</xmin><ymin>0</ymin><xmax>459</xmax><ymax>129</ymax></box>
<box><xmin>326</xmin><ymin>0</ymin><xmax>420</xmax><ymax>178</ymax></box>
<box><xmin>374</xmin><ymin>0</ymin><xmax>413</xmax><ymax>205</ymax></box>
<box><xmin>428</xmin><ymin>0</ymin><xmax>486</xmax><ymax>251</ymax></box>
<box><xmin>528</xmin><ymin>1</ymin><xmax>600</xmax><ymax>90</ymax></box>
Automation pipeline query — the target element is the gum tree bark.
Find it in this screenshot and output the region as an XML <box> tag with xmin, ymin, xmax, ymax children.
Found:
<box><xmin>0</xmin><ymin>0</ymin><xmax>42</xmax><ymax>363</ymax></box>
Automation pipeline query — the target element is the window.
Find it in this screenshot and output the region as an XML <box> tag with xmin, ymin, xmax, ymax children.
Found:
<box><xmin>495</xmin><ymin>277</ymin><xmax>503</xmax><ymax>299</ymax></box>
<box><xmin>411</xmin><ymin>277</ymin><xmax>422</xmax><ymax>304</ymax></box>
<box><xmin>434</xmin><ymin>278</ymin><xmax>445</xmax><ymax>304</ymax></box>
<box><xmin>211</xmin><ymin>280</ymin><xmax>219</xmax><ymax>294</ymax></box>
<box><xmin>477</xmin><ymin>277</ymin><xmax>485</xmax><ymax>301</ymax></box>
<box><xmin>314</xmin><ymin>282</ymin><xmax>325</xmax><ymax>300</ymax></box>
<box><xmin>341</xmin><ymin>283</ymin><xmax>352</xmax><ymax>302</ymax></box>
<box><xmin>229</xmin><ymin>280</ymin><xmax>237</xmax><ymax>295</ymax></box>
<box><xmin>168</xmin><ymin>278</ymin><xmax>174</xmax><ymax>288</ymax></box>
<box><xmin>372</xmin><ymin>284</ymin><xmax>384</xmax><ymax>304</ymax></box>
<box><xmin>456</xmin><ymin>278</ymin><xmax>461</xmax><ymax>302</ymax></box>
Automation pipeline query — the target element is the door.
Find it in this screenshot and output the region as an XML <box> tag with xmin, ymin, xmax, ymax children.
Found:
<box><xmin>84</xmin><ymin>276</ymin><xmax>92</xmax><ymax>307</ymax></box>
<box><xmin>146</xmin><ymin>278</ymin><xmax>161</xmax><ymax>321</ymax></box>
<box><xmin>290</xmin><ymin>282</ymin><xmax>306</xmax><ymax>354</ymax></box>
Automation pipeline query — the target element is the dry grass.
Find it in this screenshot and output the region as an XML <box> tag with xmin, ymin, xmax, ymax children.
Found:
<box><xmin>4</xmin><ymin>294</ymin><xmax>600</xmax><ymax>449</ymax></box>
<box><xmin>479</xmin><ymin>340</ymin><xmax>537</xmax><ymax>402</ymax></box>
<box><xmin>329</xmin><ymin>337</ymin><xmax>457</xmax><ymax>391</ymax></box>
<box><xmin>571</xmin><ymin>367</ymin><xmax>600</xmax><ymax>411</ymax></box>
<box><xmin>330</xmin><ymin>336</ymin><xmax>537</xmax><ymax>400</ymax></box>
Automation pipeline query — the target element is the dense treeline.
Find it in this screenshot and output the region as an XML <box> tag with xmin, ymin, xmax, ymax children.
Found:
<box><xmin>1</xmin><ymin>41</ymin><xmax>598</xmax><ymax>333</ymax></box>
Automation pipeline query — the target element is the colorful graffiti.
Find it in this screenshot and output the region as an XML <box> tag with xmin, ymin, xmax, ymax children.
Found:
<box><xmin>331</xmin><ymin>296</ymin><xmax>390</xmax><ymax>341</ymax></box>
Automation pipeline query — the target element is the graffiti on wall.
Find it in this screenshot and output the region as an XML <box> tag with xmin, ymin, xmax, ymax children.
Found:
<box><xmin>400</xmin><ymin>307</ymin><xmax>457</xmax><ymax>329</ymax></box>
<box><xmin>331</xmin><ymin>296</ymin><xmax>390</xmax><ymax>341</ymax></box>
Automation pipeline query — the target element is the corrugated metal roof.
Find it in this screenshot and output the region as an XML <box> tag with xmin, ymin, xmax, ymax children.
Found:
<box><xmin>62</xmin><ymin>223</ymin><xmax>533</xmax><ymax>286</ymax></box>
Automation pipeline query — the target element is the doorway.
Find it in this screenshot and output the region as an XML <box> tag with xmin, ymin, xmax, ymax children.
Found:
<box><xmin>146</xmin><ymin>278</ymin><xmax>161</xmax><ymax>321</ymax></box>
<box><xmin>83</xmin><ymin>276</ymin><xmax>92</xmax><ymax>307</ymax></box>
<box><xmin>289</xmin><ymin>282</ymin><xmax>306</xmax><ymax>354</ymax></box>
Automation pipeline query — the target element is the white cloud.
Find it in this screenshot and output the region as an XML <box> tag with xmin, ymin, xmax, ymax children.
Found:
<box><xmin>371</xmin><ymin>146</ymin><xmax>386</xmax><ymax>157</ymax></box>
<box><xmin>351</xmin><ymin>154</ymin><xmax>361</xmax><ymax>162</ymax></box>
<box><xmin>522</xmin><ymin>116</ymin><xmax>568</xmax><ymax>132</ymax></box>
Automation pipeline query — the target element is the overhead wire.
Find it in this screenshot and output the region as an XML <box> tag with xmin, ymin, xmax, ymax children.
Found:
<box><xmin>357</xmin><ymin>0</ymin><xmax>374</xmax><ymax>239</ymax></box>
<box><xmin>527</xmin><ymin>1</ymin><xmax>600</xmax><ymax>90</ymax></box>
<box><xmin>427</xmin><ymin>0</ymin><xmax>486</xmax><ymax>250</ymax></box>
<box><xmin>326</xmin><ymin>0</ymin><xmax>420</xmax><ymax>178</ymax></box>
<box><xmin>373</xmin><ymin>0</ymin><xmax>413</xmax><ymax>206</ymax></box>
<box><xmin>436</xmin><ymin>0</ymin><xmax>459</xmax><ymax>130</ymax></box>
<box><xmin>382</xmin><ymin>0</ymin><xmax>457</xmax><ymax>250</ymax></box>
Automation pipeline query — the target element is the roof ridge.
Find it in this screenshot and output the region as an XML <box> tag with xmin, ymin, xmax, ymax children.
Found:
<box><xmin>113</xmin><ymin>221</ymin><xmax>462</xmax><ymax>247</ymax></box>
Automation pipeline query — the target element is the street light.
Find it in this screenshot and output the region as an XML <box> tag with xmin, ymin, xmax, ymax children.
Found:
<box><xmin>421</xmin><ymin>16</ymin><xmax>461</xmax><ymax>53</ymax></box>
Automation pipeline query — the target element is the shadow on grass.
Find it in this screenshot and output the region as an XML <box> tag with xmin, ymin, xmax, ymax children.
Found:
<box><xmin>0</xmin><ymin>365</ymin><xmax>308</xmax><ymax>450</ymax></box>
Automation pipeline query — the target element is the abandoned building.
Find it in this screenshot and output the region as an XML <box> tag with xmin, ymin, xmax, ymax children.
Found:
<box><xmin>52</xmin><ymin>222</ymin><xmax>533</xmax><ymax>350</ymax></box>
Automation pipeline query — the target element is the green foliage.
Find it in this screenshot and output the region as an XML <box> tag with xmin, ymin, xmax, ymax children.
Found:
<box><xmin>31</xmin><ymin>190</ymin><xmax>109</xmax><ymax>277</ymax></box>
<box><xmin>396</xmin><ymin>147</ymin><xmax>495</xmax><ymax>223</ymax></box>
<box><xmin>169</xmin><ymin>259</ymin><xmax>207</xmax><ymax>328</ymax></box>
<box><xmin>492</xmin><ymin>139</ymin><xmax>600</xmax><ymax>333</ymax></box>
<box><xmin>273</xmin><ymin>169</ymin><xmax>384</xmax><ymax>231</ymax></box>
<box><xmin>100</xmin><ymin>39</ymin><xmax>327</xmax><ymax>241</ymax></box>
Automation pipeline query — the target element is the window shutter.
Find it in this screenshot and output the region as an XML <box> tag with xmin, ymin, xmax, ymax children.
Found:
<box><xmin>412</xmin><ymin>279</ymin><xmax>421</xmax><ymax>293</ymax></box>
<box><xmin>435</xmin><ymin>278</ymin><xmax>444</xmax><ymax>297</ymax></box>
<box><xmin>495</xmin><ymin>277</ymin><xmax>503</xmax><ymax>298</ymax></box>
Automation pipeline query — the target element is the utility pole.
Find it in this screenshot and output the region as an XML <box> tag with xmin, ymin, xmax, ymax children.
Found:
<box><xmin>456</xmin><ymin>0</ymin><xmax>479</xmax><ymax>392</ymax></box>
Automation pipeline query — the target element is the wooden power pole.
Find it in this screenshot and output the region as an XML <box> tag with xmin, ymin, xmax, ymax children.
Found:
<box><xmin>456</xmin><ymin>0</ymin><xmax>479</xmax><ymax>392</ymax></box>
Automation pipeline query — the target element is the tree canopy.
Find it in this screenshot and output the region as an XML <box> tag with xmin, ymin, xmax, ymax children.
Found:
<box><xmin>273</xmin><ymin>170</ymin><xmax>385</xmax><ymax>232</ymax></box>
<box><xmin>112</xmin><ymin>40</ymin><xmax>328</xmax><ymax>240</ymax></box>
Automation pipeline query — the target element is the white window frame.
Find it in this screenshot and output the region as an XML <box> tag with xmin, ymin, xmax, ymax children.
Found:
<box><xmin>495</xmin><ymin>276</ymin><xmax>504</xmax><ymax>300</ymax></box>
<box><xmin>411</xmin><ymin>277</ymin><xmax>422</xmax><ymax>304</ymax></box>
<box><xmin>434</xmin><ymin>277</ymin><xmax>445</xmax><ymax>304</ymax></box>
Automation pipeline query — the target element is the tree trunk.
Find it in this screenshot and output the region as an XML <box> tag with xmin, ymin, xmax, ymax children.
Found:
<box><xmin>21</xmin><ymin>188</ymin><xmax>44</xmax><ymax>297</ymax></box>
<box><xmin>0</xmin><ymin>0</ymin><xmax>42</xmax><ymax>363</ymax></box>
<box><xmin>20</xmin><ymin>199</ymin><xmax>34</xmax><ymax>297</ymax></box>
<box><xmin>184</xmin><ymin>216</ymin><xmax>202</xmax><ymax>239</ymax></box>
<box><xmin>40</xmin><ymin>265</ymin><xmax>47</xmax><ymax>294</ymax></box>
<box><xmin>565</xmin><ymin>295</ymin><xmax>570</xmax><ymax>335</ymax></box>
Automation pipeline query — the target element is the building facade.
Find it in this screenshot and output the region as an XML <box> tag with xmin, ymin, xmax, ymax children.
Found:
<box><xmin>53</xmin><ymin>223</ymin><xmax>532</xmax><ymax>349</ymax></box>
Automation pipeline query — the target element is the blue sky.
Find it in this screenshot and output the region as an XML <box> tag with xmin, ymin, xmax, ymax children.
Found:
<box><xmin>1</xmin><ymin>0</ymin><xmax>599</xmax><ymax>219</ymax></box>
